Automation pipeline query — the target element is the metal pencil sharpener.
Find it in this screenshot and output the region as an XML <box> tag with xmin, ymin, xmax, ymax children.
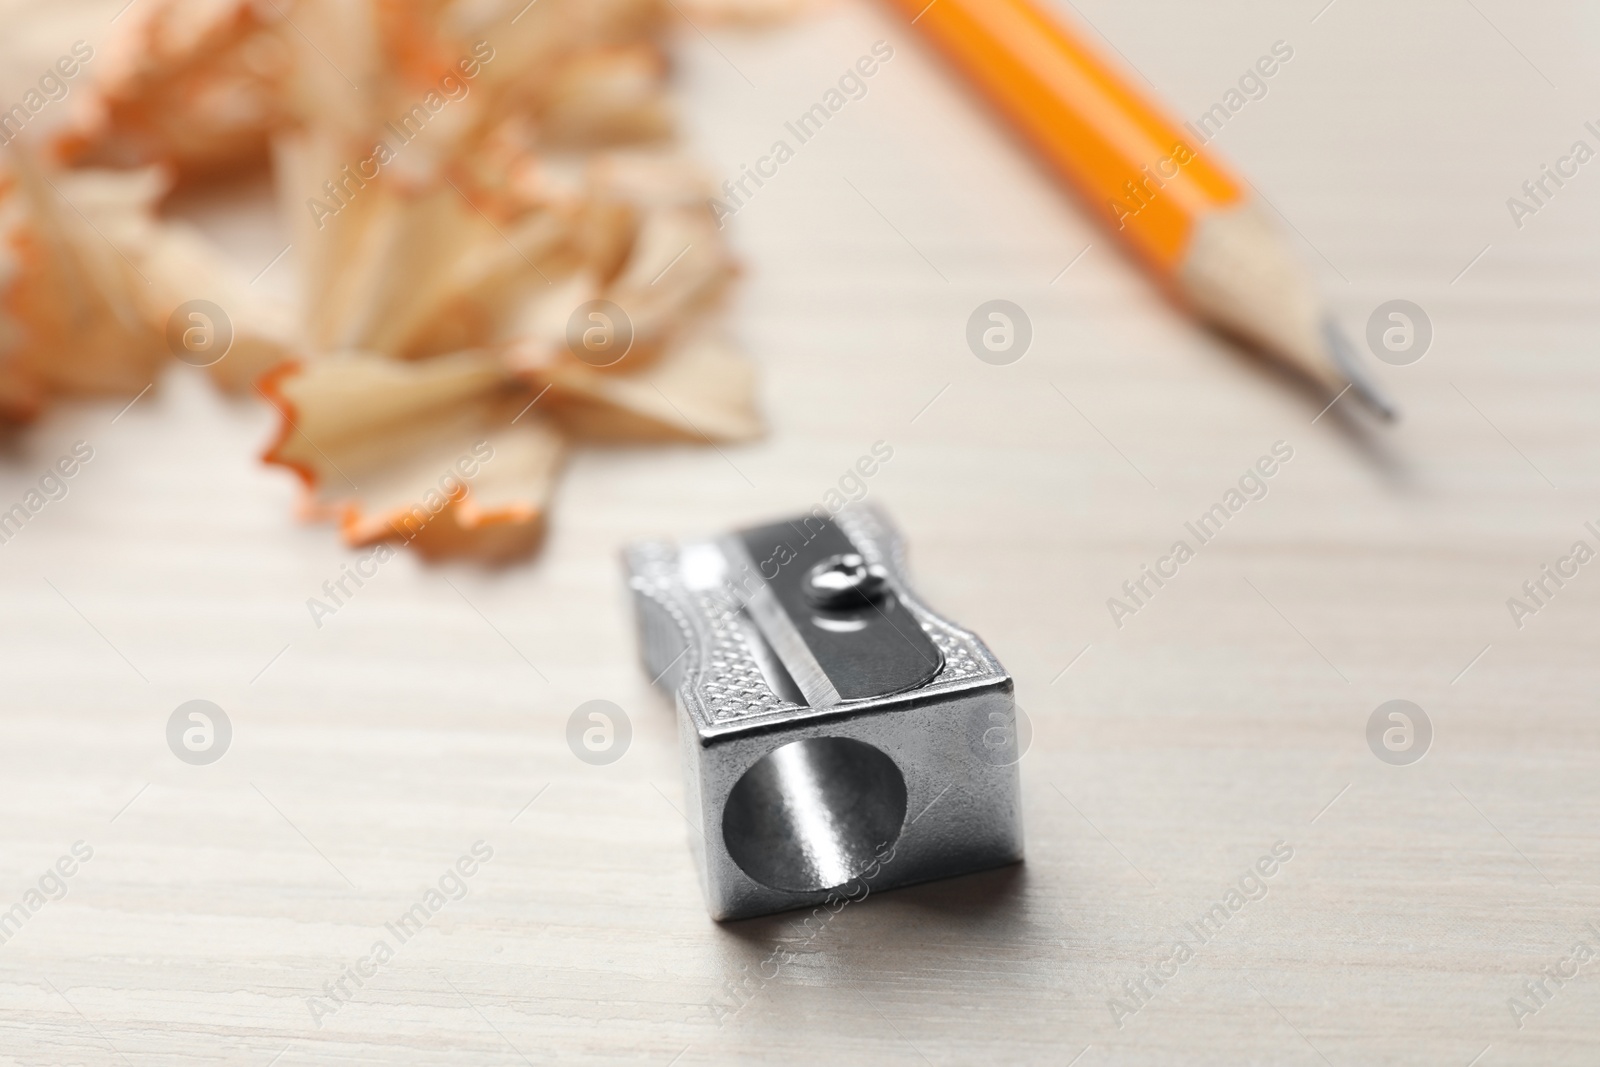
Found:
<box><xmin>625</xmin><ymin>505</ymin><xmax>1023</xmax><ymax>921</ymax></box>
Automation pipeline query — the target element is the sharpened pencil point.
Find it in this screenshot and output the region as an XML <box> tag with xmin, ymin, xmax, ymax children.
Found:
<box><xmin>1323</xmin><ymin>319</ymin><xmax>1399</xmax><ymax>422</ymax></box>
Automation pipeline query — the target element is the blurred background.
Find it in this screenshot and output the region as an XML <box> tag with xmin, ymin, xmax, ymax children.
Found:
<box><xmin>2</xmin><ymin>0</ymin><xmax>1599</xmax><ymax>1063</ymax></box>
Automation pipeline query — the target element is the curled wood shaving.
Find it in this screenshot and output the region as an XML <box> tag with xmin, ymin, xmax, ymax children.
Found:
<box><xmin>0</xmin><ymin>154</ymin><xmax>167</xmax><ymax>420</ymax></box>
<box><xmin>55</xmin><ymin>0</ymin><xmax>292</xmax><ymax>182</ymax></box>
<box><xmin>136</xmin><ymin>219</ymin><xmax>299</xmax><ymax>392</ymax></box>
<box><xmin>0</xmin><ymin>148</ymin><xmax>299</xmax><ymax>417</ymax></box>
<box><xmin>260</xmin><ymin>351</ymin><xmax>565</xmax><ymax>561</ymax></box>
<box><xmin>523</xmin><ymin>328</ymin><xmax>762</xmax><ymax>443</ymax></box>
<box><xmin>38</xmin><ymin>0</ymin><xmax>776</xmax><ymax>560</ymax></box>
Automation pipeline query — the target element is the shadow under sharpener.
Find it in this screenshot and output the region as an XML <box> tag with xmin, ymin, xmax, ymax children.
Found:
<box><xmin>624</xmin><ymin>505</ymin><xmax>1024</xmax><ymax>922</ymax></box>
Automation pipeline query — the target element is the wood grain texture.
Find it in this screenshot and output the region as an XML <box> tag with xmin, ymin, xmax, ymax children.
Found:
<box><xmin>3</xmin><ymin>0</ymin><xmax>1600</xmax><ymax>1064</ymax></box>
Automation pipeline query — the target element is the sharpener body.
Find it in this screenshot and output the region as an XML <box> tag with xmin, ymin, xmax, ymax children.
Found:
<box><xmin>625</xmin><ymin>505</ymin><xmax>1024</xmax><ymax>921</ymax></box>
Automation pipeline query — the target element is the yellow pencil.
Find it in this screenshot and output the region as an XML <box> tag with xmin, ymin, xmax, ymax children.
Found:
<box><xmin>885</xmin><ymin>0</ymin><xmax>1395</xmax><ymax>418</ymax></box>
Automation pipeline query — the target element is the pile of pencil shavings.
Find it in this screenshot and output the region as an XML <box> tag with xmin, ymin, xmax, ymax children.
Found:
<box><xmin>0</xmin><ymin>0</ymin><xmax>793</xmax><ymax>561</ymax></box>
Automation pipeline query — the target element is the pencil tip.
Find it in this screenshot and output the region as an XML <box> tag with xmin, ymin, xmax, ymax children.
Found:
<box><xmin>1323</xmin><ymin>319</ymin><xmax>1400</xmax><ymax>422</ymax></box>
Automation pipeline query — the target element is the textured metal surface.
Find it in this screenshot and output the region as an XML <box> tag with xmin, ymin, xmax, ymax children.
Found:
<box><xmin>625</xmin><ymin>504</ymin><xmax>1024</xmax><ymax>921</ymax></box>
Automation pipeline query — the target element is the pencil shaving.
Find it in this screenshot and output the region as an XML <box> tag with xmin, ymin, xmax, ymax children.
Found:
<box><xmin>523</xmin><ymin>328</ymin><xmax>762</xmax><ymax>443</ymax></box>
<box><xmin>260</xmin><ymin>351</ymin><xmax>565</xmax><ymax>561</ymax></box>
<box><xmin>137</xmin><ymin>218</ymin><xmax>300</xmax><ymax>392</ymax></box>
<box><xmin>0</xmin><ymin>142</ymin><xmax>301</xmax><ymax>420</ymax></box>
<box><xmin>0</xmin><ymin>154</ymin><xmax>167</xmax><ymax>421</ymax></box>
<box><xmin>54</xmin><ymin>0</ymin><xmax>292</xmax><ymax>182</ymax></box>
<box><xmin>46</xmin><ymin>0</ymin><xmax>763</xmax><ymax>560</ymax></box>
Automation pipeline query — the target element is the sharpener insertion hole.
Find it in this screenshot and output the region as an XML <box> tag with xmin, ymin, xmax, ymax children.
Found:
<box><xmin>721</xmin><ymin>737</ymin><xmax>907</xmax><ymax>893</ymax></box>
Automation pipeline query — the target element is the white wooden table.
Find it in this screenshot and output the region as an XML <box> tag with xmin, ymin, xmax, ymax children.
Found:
<box><xmin>3</xmin><ymin>0</ymin><xmax>1599</xmax><ymax>1063</ymax></box>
